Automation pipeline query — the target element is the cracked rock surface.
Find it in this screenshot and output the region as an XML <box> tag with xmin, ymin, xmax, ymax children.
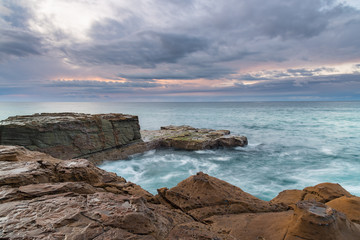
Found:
<box><xmin>1</xmin><ymin>145</ymin><xmax>360</xmax><ymax>239</ymax></box>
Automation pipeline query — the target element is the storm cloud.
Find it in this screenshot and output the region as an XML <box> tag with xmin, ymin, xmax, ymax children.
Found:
<box><xmin>0</xmin><ymin>0</ymin><xmax>359</xmax><ymax>101</ymax></box>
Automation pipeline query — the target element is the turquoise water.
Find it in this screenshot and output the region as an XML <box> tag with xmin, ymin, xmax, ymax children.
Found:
<box><xmin>1</xmin><ymin>102</ymin><xmax>359</xmax><ymax>200</ymax></box>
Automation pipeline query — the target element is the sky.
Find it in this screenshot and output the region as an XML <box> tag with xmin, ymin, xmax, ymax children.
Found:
<box><xmin>0</xmin><ymin>0</ymin><xmax>360</xmax><ymax>102</ymax></box>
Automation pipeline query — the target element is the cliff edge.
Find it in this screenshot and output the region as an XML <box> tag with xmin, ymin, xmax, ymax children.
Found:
<box><xmin>0</xmin><ymin>113</ymin><xmax>141</xmax><ymax>160</ymax></box>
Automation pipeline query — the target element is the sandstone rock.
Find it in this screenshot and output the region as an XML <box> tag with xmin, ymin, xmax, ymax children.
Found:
<box><xmin>0</xmin><ymin>113</ymin><xmax>141</xmax><ymax>160</ymax></box>
<box><xmin>1</xmin><ymin>145</ymin><xmax>359</xmax><ymax>239</ymax></box>
<box><xmin>168</xmin><ymin>222</ymin><xmax>224</xmax><ymax>240</ymax></box>
<box><xmin>0</xmin><ymin>192</ymin><xmax>192</xmax><ymax>239</ymax></box>
<box><xmin>270</xmin><ymin>189</ymin><xmax>304</xmax><ymax>208</ymax></box>
<box><xmin>303</xmin><ymin>182</ymin><xmax>353</xmax><ymax>203</ymax></box>
<box><xmin>271</xmin><ymin>182</ymin><xmax>353</xmax><ymax>208</ymax></box>
<box><xmin>205</xmin><ymin>201</ymin><xmax>360</xmax><ymax>240</ymax></box>
<box><xmin>0</xmin><ymin>146</ymin><xmax>193</xmax><ymax>239</ymax></box>
<box><xmin>327</xmin><ymin>196</ymin><xmax>360</xmax><ymax>224</ymax></box>
<box><xmin>156</xmin><ymin>172</ymin><xmax>285</xmax><ymax>220</ymax></box>
<box><xmin>284</xmin><ymin>201</ymin><xmax>360</xmax><ymax>240</ymax></box>
<box><xmin>205</xmin><ymin>211</ymin><xmax>293</xmax><ymax>240</ymax></box>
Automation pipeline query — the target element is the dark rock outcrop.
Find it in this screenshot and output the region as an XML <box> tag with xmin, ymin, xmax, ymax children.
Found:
<box><xmin>0</xmin><ymin>113</ymin><xmax>141</xmax><ymax>160</ymax></box>
<box><xmin>0</xmin><ymin>114</ymin><xmax>248</xmax><ymax>163</ymax></box>
<box><xmin>1</xmin><ymin>145</ymin><xmax>359</xmax><ymax>239</ymax></box>
<box><xmin>142</xmin><ymin>125</ymin><xmax>248</xmax><ymax>151</ymax></box>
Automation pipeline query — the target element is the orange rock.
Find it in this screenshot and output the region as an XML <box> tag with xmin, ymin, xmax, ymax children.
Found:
<box><xmin>156</xmin><ymin>172</ymin><xmax>285</xmax><ymax>220</ymax></box>
<box><xmin>270</xmin><ymin>189</ymin><xmax>304</xmax><ymax>208</ymax></box>
<box><xmin>206</xmin><ymin>211</ymin><xmax>293</xmax><ymax>240</ymax></box>
<box><xmin>285</xmin><ymin>201</ymin><xmax>360</xmax><ymax>240</ymax></box>
<box><xmin>303</xmin><ymin>182</ymin><xmax>353</xmax><ymax>203</ymax></box>
<box><xmin>271</xmin><ymin>182</ymin><xmax>353</xmax><ymax>208</ymax></box>
<box><xmin>327</xmin><ymin>196</ymin><xmax>360</xmax><ymax>224</ymax></box>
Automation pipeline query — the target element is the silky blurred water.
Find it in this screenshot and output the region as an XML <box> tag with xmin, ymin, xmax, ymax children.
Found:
<box><xmin>1</xmin><ymin>102</ymin><xmax>359</xmax><ymax>200</ymax></box>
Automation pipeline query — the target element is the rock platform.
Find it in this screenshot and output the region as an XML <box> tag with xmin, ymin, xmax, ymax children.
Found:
<box><xmin>0</xmin><ymin>113</ymin><xmax>248</xmax><ymax>163</ymax></box>
<box><xmin>0</xmin><ymin>113</ymin><xmax>141</xmax><ymax>160</ymax></box>
<box><xmin>1</xmin><ymin>145</ymin><xmax>360</xmax><ymax>239</ymax></box>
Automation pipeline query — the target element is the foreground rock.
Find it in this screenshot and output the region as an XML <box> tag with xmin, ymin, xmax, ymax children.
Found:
<box><xmin>1</xmin><ymin>145</ymin><xmax>359</xmax><ymax>239</ymax></box>
<box><xmin>0</xmin><ymin>113</ymin><xmax>141</xmax><ymax>160</ymax></box>
<box><xmin>156</xmin><ymin>172</ymin><xmax>284</xmax><ymax>220</ymax></box>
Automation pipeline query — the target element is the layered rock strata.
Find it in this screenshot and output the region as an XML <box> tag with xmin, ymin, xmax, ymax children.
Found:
<box><xmin>0</xmin><ymin>113</ymin><xmax>248</xmax><ymax>163</ymax></box>
<box><xmin>1</xmin><ymin>145</ymin><xmax>360</xmax><ymax>239</ymax></box>
<box><xmin>0</xmin><ymin>113</ymin><xmax>141</xmax><ymax>160</ymax></box>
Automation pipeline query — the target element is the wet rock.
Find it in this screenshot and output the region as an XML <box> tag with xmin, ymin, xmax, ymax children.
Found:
<box><xmin>0</xmin><ymin>113</ymin><xmax>141</xmax><ymax>160</ymax></box>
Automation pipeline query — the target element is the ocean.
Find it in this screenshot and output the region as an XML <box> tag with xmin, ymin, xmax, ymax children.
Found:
<box><xmin>1</xmin><ymin>101</ymin><xmax>359</xmax><ymax>200</ymax></box>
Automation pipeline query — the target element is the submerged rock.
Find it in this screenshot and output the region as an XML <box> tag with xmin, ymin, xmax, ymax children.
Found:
<box><xmin>0</xmin><ymin>145</ymin><xmax>359</xmax><ymax>239</ymax></box>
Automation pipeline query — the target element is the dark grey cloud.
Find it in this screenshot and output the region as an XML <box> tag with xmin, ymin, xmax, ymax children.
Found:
<box><xmin>0</xmin><ymin>29</ymin><xmax>43</xmax><ymax>60</ymax></box>
<box><xmin>1</xmin><ymin>0</ymin><xmax>32</xmax><ymax>28</ymax></box>
<box><xmin>46</xmin><ymin>80</ymin><xmax>161</xmax><ymax>89</ymax></box>
<box><xmin>68</xmin><ymin>31</ymin><xmax>208</xmax><ymax>68</ymax></box>
<box><xmin>118</xmin><ymin>64</ymin><xmax>235</xmax><ymax>80</ymax></box>
<box><xmin>1</xmin><ymin>0</ymin><xmax>360</xmax><ymax>101</ymax></box>
<box><xmin>0</xmin><ymin>1</ymin><xmax>44</xmax><ymax>61</ymax></box>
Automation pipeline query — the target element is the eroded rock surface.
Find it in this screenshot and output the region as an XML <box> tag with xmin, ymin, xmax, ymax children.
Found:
<box><xmin>0</xmin><ymin>113</ymin><xmax>141</xmax><ymax>160</ymax></box>
<box><xmin>156</xmin><ymin>172</ymin><xmax>284</xmax><ymax>220</ymax></box>
<box><xmin>1</xmin><ymin>145</ymin><xmax>359</xmax><ymax>240</ymax></box>
<box><xmin>270</xmin><ymin>182</ymin><xmax>353</xmax><ymax>208</ymax></box>
<box><xmin>142</xmin><ymin>125</ymin><xmax>248</xmax><ymax>151</ymax></box>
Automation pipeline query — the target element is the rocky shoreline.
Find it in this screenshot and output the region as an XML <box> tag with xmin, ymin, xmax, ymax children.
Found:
<box><xmin>0</xmin><ymin>145</ymin><xmax>359</xmax><ymax>239</ymax></box>
<box><xmin>0</xmin><ymin>113</ymin><xmax>359</xmax><ymax>239</ymax></box>
<box><xmin>0</xmin><ymin>113</ymin><xmax>247</xmax><ymax>164</ymax></box>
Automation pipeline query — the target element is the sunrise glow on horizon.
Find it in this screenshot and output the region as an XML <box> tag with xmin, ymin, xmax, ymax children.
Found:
<box><xmin>1</xmin><ymin>0</ymin><xmax>360</xmax><ymax>101</ymax></box>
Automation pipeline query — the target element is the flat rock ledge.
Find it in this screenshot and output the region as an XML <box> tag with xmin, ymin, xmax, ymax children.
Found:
<box><xmin>1</xmin><ymin>145</ymin><xmax>360</xmax><ymax>240</ymax></box>
<box><xmin>0</xmin><ymin>113</ymin><xmax>248</xmax><ymax>164</ymax></box>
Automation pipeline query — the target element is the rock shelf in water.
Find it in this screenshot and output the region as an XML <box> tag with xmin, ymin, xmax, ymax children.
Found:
<box><xmin>0</xmin><ymin>145</ymin><xmax>359</xmax><ymax>239</ymax></box>
<box><xmin>0</xmin><ymin>113</ymin><xmax>247</xmax><ymax>163</ymax></box>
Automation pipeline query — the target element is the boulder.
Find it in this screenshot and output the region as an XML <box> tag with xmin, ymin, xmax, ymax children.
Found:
<box><xmin>204</xmin><ymin>201</ymin><xmax>360</xmax><ymax>240</ymax></box>
<box><xmin>285</xmin><ymin>201</ymin><xmax>360</xmax><ymax>240</ymax></box>
<box><xmin>156</xmin><ymin>172</ymin><xmax>285</xmax><ymax>220</ymax></box>
<box><xmin>270</xmin><ymin>182</ymin><xmax>353</xmax><ymax>208</ymax></box>
<box><xmin>0</xmin><ymin>113</ymin><xmax>141</xmax><ymax>160</ymax></box>
<box><xmin>327</xmin><ymin>196</ymin><xmax>360</xmax><ymax>224</ymax></box>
